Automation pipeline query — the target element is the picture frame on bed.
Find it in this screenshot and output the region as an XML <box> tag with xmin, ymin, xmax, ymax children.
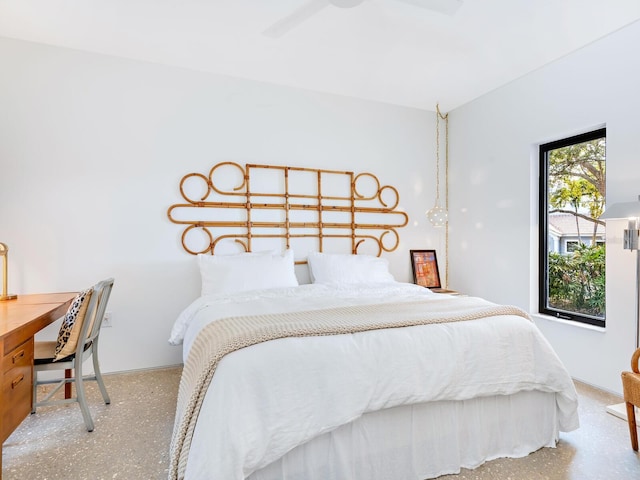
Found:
<box><xmin>410</xmin><ymin>249</ymin><xmax>441</xmax><ymax>289</ymax></box>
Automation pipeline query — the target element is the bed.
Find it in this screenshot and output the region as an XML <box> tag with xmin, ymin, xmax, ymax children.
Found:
<box><xmin>166</xmin><ymin>162</ymin><xmax>578</xmax><ymax>480</ymax></box>
<box><xmin>167</xmin><ymin>251</ymin><xmax>579</xmax><ymax>480</ymax></box>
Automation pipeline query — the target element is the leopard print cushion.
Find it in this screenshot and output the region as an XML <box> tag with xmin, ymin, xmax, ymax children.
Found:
<box><xmin>54</xmin><ymin>287</ymin><xmax>93</xmax><ymax>361</ymax></box>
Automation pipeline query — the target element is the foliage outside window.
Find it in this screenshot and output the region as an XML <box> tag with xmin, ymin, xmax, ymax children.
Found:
<box><xmin>539</xmin><ymin>128</ymin><xmax>606</xmax><ymax>327</ymax></box>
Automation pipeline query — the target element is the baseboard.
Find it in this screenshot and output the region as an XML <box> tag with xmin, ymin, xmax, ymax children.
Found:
<box><xmin>102</xmin><ymin>364</ymin><xmax>183</xmax><ymax>376</ymax></box>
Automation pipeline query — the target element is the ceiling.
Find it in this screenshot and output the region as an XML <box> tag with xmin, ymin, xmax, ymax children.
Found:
<box><xmin>1</xmin><ymin>0</ymin><xmax>640</xmax><ymax>111</ymax></box>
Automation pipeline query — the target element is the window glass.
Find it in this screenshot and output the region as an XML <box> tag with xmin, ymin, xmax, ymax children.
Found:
<box><xmin>539</xmin><ymin>128</ymin><xmax>606</xmax><ymax>326</ymax></box>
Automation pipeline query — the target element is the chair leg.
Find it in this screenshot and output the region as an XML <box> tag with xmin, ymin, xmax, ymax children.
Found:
<box><xmin>626</xmin><ymin>402</ymin><xmax>638</xmax><ymax>451</ymax></box>
<box><xmin>65</xmin><ymin>369</ymin><xmax>72</xmax><ymax>399</ymax></box>
<box><xmin>75</xmin><ymin>361</ymin><xmax>95</xmax><ymax>432</ymax></box>
<box><xmin>92</xmin><ymin>345</ymin><xmax>111</xmax><ymax>405</ymax></box>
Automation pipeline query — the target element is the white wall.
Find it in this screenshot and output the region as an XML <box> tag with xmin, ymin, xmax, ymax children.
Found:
<box><xmin>0</xmin><ymin>37</ymin><xmax>446</xmax><ymax>373</ymax></box>
<box><xmin>7</xmin><ymin>21</ymin><xmax>633</xmax><ymax>394</ymax></box>
<box><xmin>450</xmin><ymin>20</ymin><xmax>640</xmax><ymax>395</ymax></box>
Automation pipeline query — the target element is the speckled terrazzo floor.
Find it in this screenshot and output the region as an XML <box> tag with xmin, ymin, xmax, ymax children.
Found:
<box><xmin>2</xmin><ymin>368</ymin><xmax>639</xmax><ymax>480</ymax></box>
<box><xmin>2</xmin><ymin>366</ymin><xmax>182</xmax><ymax>480</ymax></box>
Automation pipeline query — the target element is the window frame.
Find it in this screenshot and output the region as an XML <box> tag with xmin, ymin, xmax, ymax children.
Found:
<box><xmin>538</xmin><ymin>127</ymin><xmax>606</xmax><ymax>327</ymax></box>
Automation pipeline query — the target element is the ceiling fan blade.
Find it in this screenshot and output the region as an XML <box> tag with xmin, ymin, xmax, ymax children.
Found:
<box><xmin>263</xmin><ymin>0</ymin><xmax>331</xmax><ymax>38</ymax></box>
<box><xmin>394</xmin><ymin>0</ymin><xmax>463</xmax><ymax>16</ymax></box>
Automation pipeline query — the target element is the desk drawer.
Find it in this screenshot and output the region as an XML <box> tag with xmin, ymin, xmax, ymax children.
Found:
<box><xmin>2</xmin><ymin>339</ymin><xmax>32</xmax><ymax>375</ymax></box>
<box><xmin>1</xmin><ymin>338</ymin><xmax>34</xmax><ymax>442</ymax></box>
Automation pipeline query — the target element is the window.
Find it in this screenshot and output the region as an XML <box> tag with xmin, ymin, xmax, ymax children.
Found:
<box><xmin>566</xmin><ymin>241</ymin><xmax>579</xmax><ymax>253</ymax></box>
<box><xmin>539</xmin><ymin>128</ymin><xmax>606</xmax><ymax>327</ymax></box>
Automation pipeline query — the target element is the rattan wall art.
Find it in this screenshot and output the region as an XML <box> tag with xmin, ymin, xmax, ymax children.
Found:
<box><xmin>167</xmin><ymin>162</ymin><xmax>408</xmax><ymax>260</ymax></box>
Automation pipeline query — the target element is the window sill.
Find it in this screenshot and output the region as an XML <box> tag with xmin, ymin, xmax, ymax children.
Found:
<box><xmin>531</xmin><ymin>312</ymin><xmax>606</xmax><ymax>333</ymax></box>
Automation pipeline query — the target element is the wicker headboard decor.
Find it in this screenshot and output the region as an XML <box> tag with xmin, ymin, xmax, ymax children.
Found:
<box><xmin>167</xmin><ymin>162</ymin><xmax>408</xmax><ymax>261</ymax></box>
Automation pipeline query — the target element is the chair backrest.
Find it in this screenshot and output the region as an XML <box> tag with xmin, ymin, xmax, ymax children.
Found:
<box><xmin>74</xmin><ymin>278</ymin><xmax>114</xmax><ymax>358</ymax></box>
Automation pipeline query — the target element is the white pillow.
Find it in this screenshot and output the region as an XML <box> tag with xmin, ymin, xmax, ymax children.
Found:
<box><xmin>307</xmin><ymin>252</ymin><xmax>395</xmax><ymax>285</ymax></box>
<box><xmin>198</xmin><ymin>249</ymin><xmax>298</xmax><ymax>296</ymax></box>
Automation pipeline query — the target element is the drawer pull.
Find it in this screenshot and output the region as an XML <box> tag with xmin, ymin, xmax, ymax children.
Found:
<box><xmin>11</xmin><ymin>374</ymin><xmax>25</xmax><ymax>389</ymax></box>
<box><xmin>12</xmin><ymin>349</ymin><xmax>26</xmax><ymax>364</ymax></box>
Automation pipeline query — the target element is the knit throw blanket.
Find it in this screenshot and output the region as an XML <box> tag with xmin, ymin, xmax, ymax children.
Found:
<box><xmin>169</xmin><ymin>296</ymin><xmax>530</xmax><ymax>480</ymax></box>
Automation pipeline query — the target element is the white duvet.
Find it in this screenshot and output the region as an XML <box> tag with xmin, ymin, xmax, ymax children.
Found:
<box><xmin>169</xmin><ymin>282</ymin><xmax>579</xmax><ymax>480</ymax></box>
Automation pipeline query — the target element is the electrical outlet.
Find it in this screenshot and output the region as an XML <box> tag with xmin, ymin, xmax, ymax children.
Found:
<box><xmin>102</xmin><ymin>312</ymin><xmax>113</xmax><ymax>328</ymax></box>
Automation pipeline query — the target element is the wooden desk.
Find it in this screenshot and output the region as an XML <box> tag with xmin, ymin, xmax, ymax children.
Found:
<box><xmin>0</xmin><ymin>293</ymin><xmax>76</xmax><ymax>479</ymax></box>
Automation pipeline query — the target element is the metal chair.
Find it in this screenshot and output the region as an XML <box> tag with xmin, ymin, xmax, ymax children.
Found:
<box><xmin>622</xmin><ymin>347</ymin><xmax>640</xmax><ymax>451</ymax></box>
<box><xmin>32</xmin><ymin>278</ymin><xmax>114</xmax><ymax>432</ymax></box>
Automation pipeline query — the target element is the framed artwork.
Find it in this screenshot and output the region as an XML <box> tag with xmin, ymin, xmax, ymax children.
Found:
<box><xmin>410</xmin><ymin>249</ymin><xmax>441</xmax><ymax>289</ymax></box>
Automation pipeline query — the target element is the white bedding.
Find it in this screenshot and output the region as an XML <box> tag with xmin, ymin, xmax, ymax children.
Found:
<box><xmin>170</xmin><ymin>282</ymin><xmax>579</xmax><ymax>480</ymax></box>
<box><xmin>169</xmin><ymin>282</ymin><xmax>441</xmax><ymax>356</ymax></box>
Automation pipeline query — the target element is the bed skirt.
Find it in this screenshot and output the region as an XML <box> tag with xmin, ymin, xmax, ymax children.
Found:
<box><xmin>247</xmin><ymin>390</ymin><xmax>560</xmax><ymax>480</ymax></box>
